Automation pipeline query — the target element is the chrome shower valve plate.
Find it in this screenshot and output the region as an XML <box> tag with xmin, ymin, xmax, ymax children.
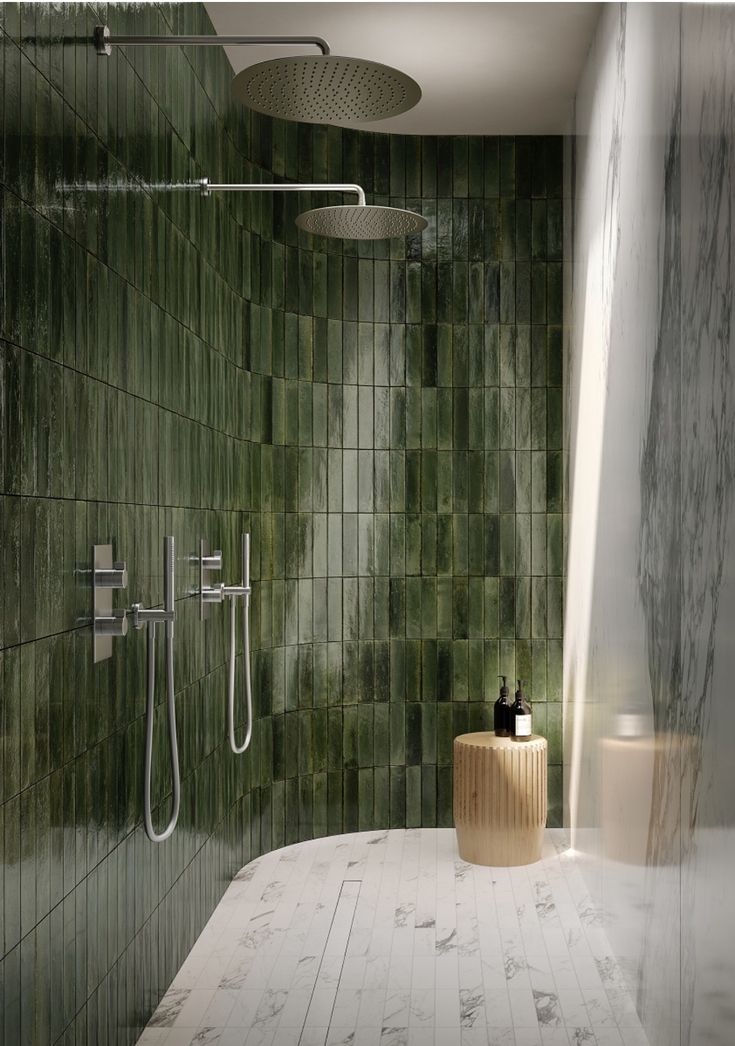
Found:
<box><xmin>197</xmin><ymin>538</ymin><xmax>224</xmax><ymax>619</ymax></box>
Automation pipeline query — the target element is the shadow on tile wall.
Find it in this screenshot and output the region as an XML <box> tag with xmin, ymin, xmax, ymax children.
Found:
<box><xmin>0</xmin><ymin>2</ymin><xmax>563</xmax><ymax>1041</ymax></box>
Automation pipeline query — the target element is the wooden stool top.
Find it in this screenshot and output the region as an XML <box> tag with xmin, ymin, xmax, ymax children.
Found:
<box><xmin>454</xmin><ymin>732</ymin><xmax>547</xmax><ymax>751</ymax></box>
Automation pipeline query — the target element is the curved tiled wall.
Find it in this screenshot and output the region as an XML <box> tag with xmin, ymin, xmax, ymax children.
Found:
<box><xmin>0</xmin><ymin>3</ymin><xmax>563</xmax><ymax>1041</ymax></box>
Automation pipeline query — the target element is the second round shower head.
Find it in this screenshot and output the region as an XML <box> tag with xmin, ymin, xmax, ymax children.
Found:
<box><xmin>295</xmin><ymin>204</ymin><xmax>427</xmax><ymax>240</ymax></box>
<box><xmin>231</xmin><ymin>54</ymin><xmax>421</xmax><ymax>125</ymax></box>
<box><xmin>195</xmin><ymin>180</ymin><xmax>426</xmax><ymax>241</ymax></box>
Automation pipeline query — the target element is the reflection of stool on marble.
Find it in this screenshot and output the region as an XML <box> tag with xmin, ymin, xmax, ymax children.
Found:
<box><xmin>600</xmin><ymin>733</ymin><xmax>695</xmax><ymax>865</ymax></box>
<box><xmin>453</xmin><ymin>733</ymin><xmax>547</xmax><ymax>866</ymax></box>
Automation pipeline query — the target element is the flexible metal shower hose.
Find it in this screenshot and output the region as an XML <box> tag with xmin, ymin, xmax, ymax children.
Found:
<box><xmin>228</xmin><ymin>588</ymin><xmax>253</xmax><ymax>754</ymax></box>
<box><xmin>143</xmin><ymin>619</ymin><xmax>180</xmax><ymax>842</ymax></box>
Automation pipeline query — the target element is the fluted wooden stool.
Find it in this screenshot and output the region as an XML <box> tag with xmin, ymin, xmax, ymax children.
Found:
<box><xmin>453</xmin><ymin>733</ymin><xmax>547</xmax><ymax>866</ymax></box>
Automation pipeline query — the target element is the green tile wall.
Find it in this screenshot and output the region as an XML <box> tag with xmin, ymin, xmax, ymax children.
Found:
<box><xmin>0</xmin><ymin>3</ymin><xmax>563</xmax><ymax>1042</ymax></box>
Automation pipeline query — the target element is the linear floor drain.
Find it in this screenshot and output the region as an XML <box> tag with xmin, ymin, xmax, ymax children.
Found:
<box><xmin>298</xmin><ymin>879</ymin><xmax>362</xmax><ymax>1042</ymax></box>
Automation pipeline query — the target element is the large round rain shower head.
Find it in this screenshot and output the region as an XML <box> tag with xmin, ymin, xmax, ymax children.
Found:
<box><xmin>231</xmin><ymin>55</ymin><xmax>422</xmax><ymax>125</ymax></box>
<box><xmin>295</xmin><ymin>204</ymin><xmax>427</xmax><ymax>240</ymax></box>
<box><xmin>93</xmin><ymin>28</ymin><xmax>421</xmax><ymax>127</ymax></box>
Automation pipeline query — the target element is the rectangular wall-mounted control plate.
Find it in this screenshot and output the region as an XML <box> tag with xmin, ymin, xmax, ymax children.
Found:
<box><xmin>92</xmin><ymin>544</ymin><xmax>128</xmax><ymax>662</ymax></box>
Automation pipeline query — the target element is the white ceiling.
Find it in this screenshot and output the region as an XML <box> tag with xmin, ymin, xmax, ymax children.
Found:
<box><xmin>205</xmin><ymin>2</ymin><xmax>601</xmax><ymax>135</ymax></box>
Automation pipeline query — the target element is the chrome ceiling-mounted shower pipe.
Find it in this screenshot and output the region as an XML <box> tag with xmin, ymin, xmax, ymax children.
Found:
<box><xmin>93</xmin><ymin>26</ymin><xmax>421</xmax><ymax>125</ymax></box>
<box><xmin>94</xmin><ymin>26</ymin><xmax>330</xmax><ymax>56</ymax></box>
<box><xmin>194</xmin><ymin>178</ymin><xmax>428</xmax><ymax>240</ymax></box>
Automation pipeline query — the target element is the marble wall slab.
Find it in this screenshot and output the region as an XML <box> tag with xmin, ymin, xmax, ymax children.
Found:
<box><xmin>680</xmin><ymin>7</ymin><xmax>735</xmax><ymax>1045</ymax></box>
<box><xmin>565</xmin><ymin>4</ymin><xmax>735</xmax><ymax>1045</ymax></box>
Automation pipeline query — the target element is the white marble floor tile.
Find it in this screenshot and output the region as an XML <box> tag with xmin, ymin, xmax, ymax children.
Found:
<box><xmin>352</xmin><ymin>1028</ymin><xmax>382</xmax><ymax>1046</ymax></box>
<box><xmin>588</xmin><ymin>1030</ymin><xmax>625</xmax><ymax>1046</ymax></box>
<box><xmin>435</xmin><ymin>988</ymin><xmax>461</xmax><ymax>1027</ymax></box>
<box><xmin>297</xmin><ymin>1029</ymin><xmax>328</xmax><ymax>1046</ymax></box>
<box><xmin>483</xmin><ymin>1029</ymin><xmax>516</xmax><ymax>1046</ymax></box>
<box><xmin>172</xmin><ymin>990</ymin><xmax>218</xmax><ymax>1028</ymax></box>
<box><xmin>330</xmin><ymin>986</ymin><xmax>362</xmax><ymax>1027</ymax></box>
<box><xmin>358</xmin><ymin>988</ymin><xmax>387</xmax><ymax>1026</ymax></box>
<box><xmin>226</xmin><ymin>990</ymin><xmax>264</xmax><ymax>1028</ymax></box>
<box><xmin>199</xmin><ymin>990</ymin><xmax>238</xmax><ymax>1028</ymax></box>
<box><xmin>135</xmin><ymin>832</ymin><xmax>647</xmax><ymax>1046</ymax></box>
<box><xmin>408</xmin><ymin>986</ymin><xmax>436</xmax><ymax>1025</ymax></box>
<box><xmin>379</xmin><ymin>1027</ymin><xmax>409</xmax><ymax>1046</ymax></box>
<box><xmin>434</xmin><ymin>1028</ymin><xmax>462</xmax><ymax>1046</ymax></box>
<box><xmin>507</xmin><ymin>984</ymin><xmax>538</xmax><ymax>1026</ymax></box>
<box><xmin>303</xmin><ymin>988</ymin><xmax>338</xmax><ymax>1028</ymax></box>
<box><xmin>513</xmin><ymin>1027</ymin><xmax>544</xmax><ymax>1046</ymax></box>
<box><xmin>540</xmin><ymin>1029</ymin><xmax>571</xmax><ymax>1046</ymax></box>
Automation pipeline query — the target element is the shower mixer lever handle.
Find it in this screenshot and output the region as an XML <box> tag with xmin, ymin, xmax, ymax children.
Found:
<box><xmin>202</xmin><ymin>583</ymin><xmax>226</xmax><ymax>603</ymax></box>
<box><xmin>95</xmin><ymin>563</ymin><xmax>128</xmax><ymax>588</ymax></box>
<box><xmin>130</xmin><ymin>603</ymin><xmax>175</xmax><ymax>628</ymax></box>
<box><xmin>223</xmin><ymin>583</ymin><xmax>251</xmax><ymax>599</ymax></box>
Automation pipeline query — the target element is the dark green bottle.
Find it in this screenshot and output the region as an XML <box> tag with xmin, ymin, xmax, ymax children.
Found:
<box><xmin>494</xmin><ymin>675</ymin><xmax>511</xmax><ymax>737</ymax></box>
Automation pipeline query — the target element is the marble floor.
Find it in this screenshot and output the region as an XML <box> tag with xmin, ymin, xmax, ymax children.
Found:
<box><xmin>136</xmin><ymin>830</ymin><xmax>649</xmax><ymax>1046</ymax></box>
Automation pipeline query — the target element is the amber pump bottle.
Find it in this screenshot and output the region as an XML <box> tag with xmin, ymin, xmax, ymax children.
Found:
<box><xmin>510</xmin><ymin>679</ymin><xmax>532</xmax><ymax>741</ymax></box>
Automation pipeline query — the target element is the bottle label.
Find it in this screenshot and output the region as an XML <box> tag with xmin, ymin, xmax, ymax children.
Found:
<box><xmin>514</xmin><ymin>714</ymin><xmax>532</xmax><ymax>737</ymax></box>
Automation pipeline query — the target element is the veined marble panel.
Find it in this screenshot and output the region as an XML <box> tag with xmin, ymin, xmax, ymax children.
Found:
<box><xmin>680</xmin><ymin>7</ymin><xmax>735</xmax><ymax>1046</ymax></box>
<box><xmin>567</xmin><ymin>3</ymin><xmax>735</xmax><ymax>1045</ymax></box>
<box><xmin>566</xmin><ymin>4</ymin><xmax>686</xmax><ymax>1046</ymax></box>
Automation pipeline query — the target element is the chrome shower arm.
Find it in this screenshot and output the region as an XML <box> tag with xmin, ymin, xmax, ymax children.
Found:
<box><xmin>94</xmin><ymin>26</ymin><xmax>329</xmax><ymax>56</ymax></box>
<box><xmin>196</xmin><ymin>179</ymin><xmax>367</xmax><ymax>207</ymax></box>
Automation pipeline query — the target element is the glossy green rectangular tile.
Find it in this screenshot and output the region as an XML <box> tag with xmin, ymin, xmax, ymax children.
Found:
<box><xmin>467</xmin><ymin>511</ymin><xmax>484</xmax><ymax>571</ymax></box>
<box><xmin>547</xmin><ymin>638</ymin><xmax>563</xmax><ymax>701</ymax></box>
<box><xmin>547</xmin><ymin>577</ymin><xmax>563</xmax><ymax>639</ymax></box>
<box><xmin>405</xmin><ymin>452</ymin><xmax>420</xmax><ymax>514</ymax></box>
<box><xmin>389</xmin><ymin>766</ymin><xmax>406</xmax><ymax>826</ymax></box>
<box><xmin>530</xmin><ymin>198</ymin><xmax>547</xmax><ymax>262</ymax></box>
<box><xmin>546</xmin><ymin>137</ymin><xmax>564</xmax><ymax>198</ymax></box>
<box><xmin>514</xmin><ymin>325</ymin><xmax>531</xmax><ymax>388</ymax></box>
<box><xmin>499</xmin><ymin>138</ymin><xmax>515</xmax><ymax>196</ymax></box>
<box><xmin>515</xmin><ymin>451</ymin><xmax>531</xmax><ymax>514</ymax></box>
<box><xmin>405</xmin><ymin>263</ymin><xmax>421</xmax><ymax>324</ymax></box>
<box><xmin>405</xmin><ymin>325</ymin><xmax>422</xmax><ymax>389</ymax></box>
<box><xmin>546</xmin><ymin>450</ymin><xmax>563</xmax><ymax>512</ymax></box>
<box><xmin>451</xmin><ymin>640</ymin><xmax>468</xmax><ymax>701</ymax></box>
